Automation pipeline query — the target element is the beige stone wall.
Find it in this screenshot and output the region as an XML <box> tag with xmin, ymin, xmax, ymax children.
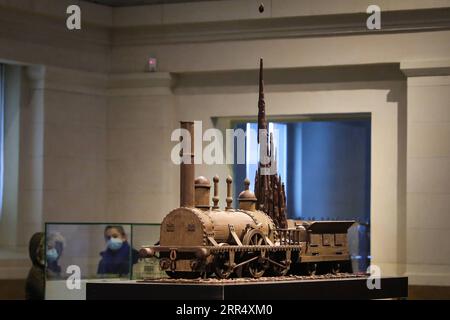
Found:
<box><xmin>403</xmin><ymin>72</ymin><xmax>450</xmax><ymax>285</ymax></box>
<box><xmin>9</xmin><ymin>66</ymin><xmax>108</xmax><ymax>249</ymax></box>
<box><xmin>106</xmin><ymin>74</ymin><xmax>177</xmax><ymax>224</ymax></box>
<box><xmin>0</xmin><ymin>0</ymin><xmax>111</xmax><ymax>253</ymax></box>
<box><xmin>42</xmin><ymin>67</ymin><xmax>108</xmax><ymax>224</ymax></box>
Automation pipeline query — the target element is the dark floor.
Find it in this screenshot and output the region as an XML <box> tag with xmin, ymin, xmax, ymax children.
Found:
<box><xmin>0</xmin><ymin>280</ymin><xmax>449</xmax><ymax>300</ymax></box>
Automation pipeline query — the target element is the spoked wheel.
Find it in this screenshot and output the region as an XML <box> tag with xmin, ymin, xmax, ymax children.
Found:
<box><xmin>271</xmin><ymin>263</ymin><xmax>290</xmax><ymax>276</ymax></box>
<box><xmin>248</xmin><ymin>260</ymin><xmax>267</xmax><ymax>278</ymax></box>
<box><xmin>267</xmin><ymin>251</ymin><xmax>290</xmax><ymax>276</ymax></box>
<box><xmin>214</xmin><ymin>243</ymin><xmax>232</xmax><ymax>279</ymax></box>
<box><xmin>305</xmin><ymin>262</ymin><xmax>318</xmax><ymax>276</ymax></box>
<box><xmin>214</xmin><ymin>255</ymin><xmax>232</xmax><ymax>279</ymax></box>
<box><xmin>242</xmin><ymin>229</ymin><xmax>269</xmax><ymax>278</ymax></box>
<box><xmin>331</xmin><ymin>262</ymin><xmax>341</xmax><ymax>274</ymax></box>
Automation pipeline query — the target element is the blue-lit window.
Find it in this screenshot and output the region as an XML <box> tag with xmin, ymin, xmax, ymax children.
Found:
<box><xmin>243</xmin><ymin>122</ymin><xmax>287</xmax><ymax>194</ymax></box>
<box><xmin>235</xmin><ymin>119</ymin><xmax>370</xmax><ymax>224</ymax></box>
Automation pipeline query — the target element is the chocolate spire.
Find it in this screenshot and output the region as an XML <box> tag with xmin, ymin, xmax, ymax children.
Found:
<box><xmin>253</xmin><ymin>58</ymin><xmax>288</xmax><ymax>229</ymax></box>
<box><xmin>257</xmin><ymin>58</ymin><xmax>267</xmax><ymax>143</ymax></box>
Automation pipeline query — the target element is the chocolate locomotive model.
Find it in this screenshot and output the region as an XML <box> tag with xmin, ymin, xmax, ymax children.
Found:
<box><xmin>140</xmin><ymin>59</ymin><xmax>354</xmax><ymax>279</ymax></box>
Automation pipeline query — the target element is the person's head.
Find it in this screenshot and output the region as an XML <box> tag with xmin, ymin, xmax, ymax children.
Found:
<box><xmin>104</xmin><ymin>225</ymin><xmax>127</xmax><ymax>251</ymax></box>
<box><xmin>46</xmin><ymin>232</ymin><xmax>65</xmax><ymax>263</ymax></box>
<box><xmin>29</xmin><ymin>232</ymin><xmax>45</xmax><ymax>267</ymax></box>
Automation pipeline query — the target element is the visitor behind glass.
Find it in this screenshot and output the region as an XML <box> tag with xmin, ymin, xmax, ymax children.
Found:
<box><xmin>97</xmin><ymin>225</ymin><xmax>138</xmax><ymax>276</ymax></box>
<box><xmin>25</xmin><ymin>232</ymin><xmax>45</xmax><ymax>300</ymax></box>
<box><xmin>46</xmin><ymin>232</ymin><xmax>65</xmax><ymax>278</ymax></box>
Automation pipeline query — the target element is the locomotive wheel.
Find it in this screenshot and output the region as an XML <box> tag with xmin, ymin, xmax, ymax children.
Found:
<box><xmin>243</xmin><ymin>228</ymin><xmax>266</xmax><ymax>246</ymax></box>
<box><xmin>214</xmin><ymin>254</ymin><xmax>232</xmax><ymax>279</ymax></box>
<box><xmin>268</xmin><ymin>252</ymin><xmax>290</xmax><ymax>276</ymax></box>
<box><xmin>271</xmin><ymin>261</ymin><xmax>290</xmax><ymax>276</ymax></box>
<box><xmin>214</xmin><ymin>243</ymin><xmax>232</xmax><ymax>279</ymax></box>
<box><xmin>305</xmin><ymin>262</ymin><xmax>318</xmax><ymax>276</ymax></box>
<box><xmin>242</xmin><ymin>229</ymin><xmax>268</xmax><ymax>278</ymax></box>
<box><xmin>331</xmin><ymin>262</ymin><xmax>341</xmax><ymax>274</ymax></box>
<box><xmin>271</xmin><ymin>264</ymin><xmax>290</xmax><ymax>276</ymax></box>
<box><xmin>248</xmin><ymin>260</ymin><xmax>267</xmax><ymax>278</ymax></box>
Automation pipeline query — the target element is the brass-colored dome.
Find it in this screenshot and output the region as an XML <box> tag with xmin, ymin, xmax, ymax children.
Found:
<box><xmin>239</xmin><ymin>178</ymin><xmax>257</xmax><ymax>201</ymax></box>
<box><xmin>194</xmin><ymin>176</ymin><xmax>210</xmax><ymax>187</ymax></box>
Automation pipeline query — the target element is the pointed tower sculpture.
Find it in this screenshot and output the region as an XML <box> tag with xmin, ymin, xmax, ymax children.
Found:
<box><xmin>254</xmin><ymin>58</ymin><xmax>288</xmax><ymax>228</ymax></box>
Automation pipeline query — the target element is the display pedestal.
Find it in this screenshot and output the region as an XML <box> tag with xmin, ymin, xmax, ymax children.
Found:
<box><xmin>86</xmin><ymin>276</ymin><xmax>408</xmax><ymax>300</ymax></box>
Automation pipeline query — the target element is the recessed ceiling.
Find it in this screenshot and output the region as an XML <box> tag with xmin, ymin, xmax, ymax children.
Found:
<box><xmin>85</xmin><ymin>0</ymin><xmax>223</xmax><ymax>7</ymax></box>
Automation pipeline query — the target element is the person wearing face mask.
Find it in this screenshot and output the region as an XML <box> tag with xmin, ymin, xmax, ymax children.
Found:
<box><xmin>25</xmin><ymin>231</ymin><xmax>66</xmax><ymax>299</ymax></box>
<box><xmin>46</xmin><ymin>232</ymin><xmax>66</xmax><ymax>278</ymax></box>
<box><xmin>97</xmin><ymin>225</ymin><xmax>138</xmax><ymax>276</ymax></box>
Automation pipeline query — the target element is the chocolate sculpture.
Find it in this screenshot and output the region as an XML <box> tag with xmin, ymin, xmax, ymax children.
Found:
<box><xmin>139</xmin><ymin>59</ymin><xmax>354</xmax><ymax>279</ymax></box>
<box><xmin>254</xmin><ymin>59</ymin><xmax>288</xmax><ymax>229</ymax></box>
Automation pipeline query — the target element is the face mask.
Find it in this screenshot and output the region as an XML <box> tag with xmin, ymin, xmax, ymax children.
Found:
<box><xmin>107</xmin><ymin>237</ymin><xmax>123</xmax><ymax>251</ymax></box>
<box><xmin>47</xmin><ymin>248</ymin><xmax>58</xmax><ymax>262</ymax></box>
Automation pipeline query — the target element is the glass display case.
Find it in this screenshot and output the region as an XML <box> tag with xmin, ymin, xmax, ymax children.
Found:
<box><xmin>348</xmin><ymin>222</ymin><xmax>371</xmax><ymax>273</ymax></box>
<box><xmin>44</xmin><ymin>222</ymin><xmax>162</xmax><ymax>300</ymax></box>
<box><xmin>131</xmin><ymin>224</ymin><xmax>167</xmax><ymax>280</ymax></box>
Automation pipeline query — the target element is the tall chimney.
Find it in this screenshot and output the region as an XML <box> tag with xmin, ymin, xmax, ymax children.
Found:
<box><xmin>180</xmin><ymin>121</ymin><xmax>195</xmax><ymax>207</ymax></box>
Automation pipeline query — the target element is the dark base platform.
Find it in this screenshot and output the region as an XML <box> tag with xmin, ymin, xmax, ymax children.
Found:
<box><xmin>86</xmin><ymin>276</ymin><xmax>408</xmax><ymax>300</ymax></box>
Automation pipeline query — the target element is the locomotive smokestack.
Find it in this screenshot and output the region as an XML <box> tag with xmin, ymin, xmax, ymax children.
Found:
<box><xmin>180</xmin><ymin>121</ymin><xmax>195</xmax><ymax>208</ymax></box>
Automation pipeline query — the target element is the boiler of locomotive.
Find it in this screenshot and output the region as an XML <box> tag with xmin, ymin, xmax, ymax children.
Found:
<box><xmin>159</xmin><ymin>175</ymin><xmax>276</xmax><ymax>248</ymax></box>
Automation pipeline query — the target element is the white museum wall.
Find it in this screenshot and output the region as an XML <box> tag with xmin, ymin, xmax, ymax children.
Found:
<box><xmin>106</xmin><ymin>74</ymin><xmax>178</xmax><ymax>224</ymax></box>
<box><xmin>0</xmin><ymin>65</ymin><xmax>109</xmax><ymax>278</ymax></box>
<box><xmin>111</xmin><ymin>30</ymin><xmax>450</xmax><ymax>74</ymax></box>
<box><xmin>41</xmin><ymin>67</ymin><xmax>108</xmax><ymax>225</ymax></box>
<box><xmin>0</xmin><ymin>0</ymin><xmax>110</xmax><ymax>253</ymax></box>
<box><xmin>405</xmin><ymin>74</ymin><xmax>450</xmax><ymax>285</ymax></box>
<box><xmin>0</xmin><ymin>0</ymin><xmax>111</xmax><ymax>72</ymax></box>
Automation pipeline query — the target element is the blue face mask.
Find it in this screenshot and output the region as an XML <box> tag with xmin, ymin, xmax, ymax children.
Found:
<box><xmin>107</xmin><ymin>237</ymin><xmax>123</xmax><ymax>251</ymax></box>
<box><xmin>47</xmin><ymin>248</ymin><xmax>59</xmax><ymax>262</ymax></box>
